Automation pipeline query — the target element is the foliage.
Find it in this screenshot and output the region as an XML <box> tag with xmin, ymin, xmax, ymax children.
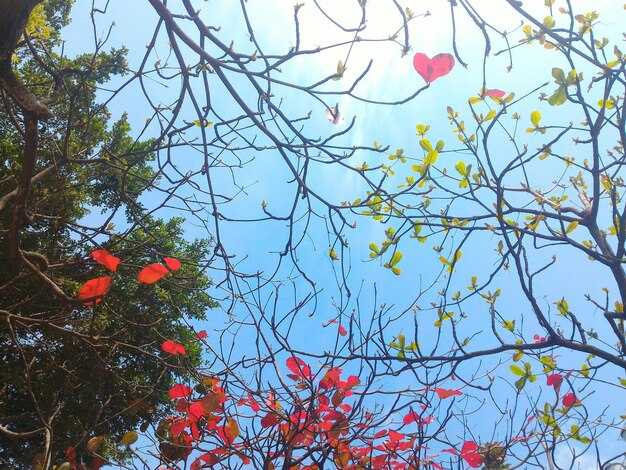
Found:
<box><xmin>1</xmin><ymin>0</ymin><xmax>625</xmax><ymax>469</ymax></box>
<box><xmin>0</xmin><ymin>1</ymin><xmax>216</xmax><ymax>467</ymax></box>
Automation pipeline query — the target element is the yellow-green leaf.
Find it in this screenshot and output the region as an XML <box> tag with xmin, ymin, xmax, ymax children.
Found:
<box><xmin>419</xmin><ymin>138</ymin><xmax>433</xmax><ymax>152</ymax></box>
<box><xmin>389</xmin><ymin>251</ymin><xmax>403</xmax><ymax>267</ymax></box>
<box><xmin>503</xmin><ymin>320</ymin><xmax>516</xmax><ymax>332</ymax></box>
<box><xmin>120</xmin><ymin>430</ymin><xmax>138</xmax><ymax>446</ymax></box>
<box><xmin>424</xmin><ymin>150</ymin><xmax>438</xmax><ymax>166</ymax></box>
<box><xmin>565</xmin><ymin>221</ymin><xmax>579</xmax><ymax>234</ymax></box>
<box><xmin>530</xmin><ymin>110</ymin><xmax>542</xmax><ymax>127</ymax></box>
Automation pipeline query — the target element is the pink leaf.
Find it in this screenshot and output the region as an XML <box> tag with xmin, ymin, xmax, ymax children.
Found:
<box><xmin>413</xmin><ymin>53</ymin><xmax>455</xmax><ymax>83</ymax></box>
<box><xmin>138</xmin><ymin>263</ymin><xmax>169</xmax><ymax>284</ymax></box>
<box><xmin>326</xmin><ymin>105</ymin><xmax>345</xmax><ymax>125</ymax></box>
<box><xmin>91</xmin><ymin>249</ymin><xmax>120</xmax><ymax>272</ymax></box>
<box><xmin>484</xmin><ymin>88</ymin><xmax>506</xmax><ymax>99</ymax></box>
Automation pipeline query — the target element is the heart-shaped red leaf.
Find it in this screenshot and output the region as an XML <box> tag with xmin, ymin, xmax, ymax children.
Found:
<box><xmin>138</xmin><ymin>263</ymin><xmax>169</xmax><ymax>284</ymax></box>
<box><xmin>562</xmin><ymin>392</ymin><xmax>579</xmax><ymax>408</ymax></box>
<box><xmin>91</xmin><ymin>249</ymin><xmax>120</xmax><ymax>272</ymax></box>
<box><xmin>413</xmin><ymin>53</ymin><xmax>455</xmax><ymax>83</ymax></box>
<box><xmin>77</xmin><ymin>277</ymin><xmax>112</xmax><ymax>305</ymax></box>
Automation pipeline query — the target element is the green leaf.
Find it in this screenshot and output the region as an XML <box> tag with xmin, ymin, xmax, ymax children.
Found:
<box><xmin>510</xmin><ymin>365</ymin><xmax>525</xmax><ymax>376</ymax></box>
<box><xmin>328</xmin><ymin>248</ymin><xmax>339</xmax><ymax>261</ymax></box>
<box><xmin>548</xmin><ymin>85</ymin><xmax>567</xmax><ymax>105</ymax></box>
<box><xmin>515</xmin><ymin>376</ymin><xmax>527</xmax><ymax>391</ymax></box>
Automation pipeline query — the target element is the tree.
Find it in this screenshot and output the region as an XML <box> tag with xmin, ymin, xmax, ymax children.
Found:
<box><xmin>0</xmin><ymin>2</ymin><xmax>216</xmax><ymax>467</ymax></box>
<box><xmin>2</xmin><ymin>0</ymin><xmax>625</xmax><ymax>469</ymax></box>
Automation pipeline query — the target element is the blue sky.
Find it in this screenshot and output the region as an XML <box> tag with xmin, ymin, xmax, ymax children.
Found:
<box><xmin>58</xmin><ymin>0</ymin><xmax>626</xmax><ymax>467</ymax></box>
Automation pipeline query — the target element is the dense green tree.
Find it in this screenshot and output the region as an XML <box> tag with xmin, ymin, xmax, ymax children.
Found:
<box><xmin>0</xmin><ymin>1</ymin><xmax>216</xmax><ymax>467</ymax></box>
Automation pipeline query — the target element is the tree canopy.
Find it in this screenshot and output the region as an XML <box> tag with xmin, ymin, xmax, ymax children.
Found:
<box><xmin>1</xmin><ymin>0</ymin><xmax>625</xmax><ymax>469</ymax></box>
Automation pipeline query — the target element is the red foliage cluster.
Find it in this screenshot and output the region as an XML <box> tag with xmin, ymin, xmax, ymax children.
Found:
<box><xmin>154</xmin><ymin>357</ymin><xmax>485</xmax><ymax>469</ymax></box>
<box><xmin>77</xmin><ymin>250</ymin><xmax>181</xmax><ymax>304</ymax></box>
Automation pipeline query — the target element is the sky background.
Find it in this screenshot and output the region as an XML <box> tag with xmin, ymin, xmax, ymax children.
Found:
<box><xmin>57</xmin><ymin>0</ymin><xmax>626</xmax><ymax>467</ymax></box>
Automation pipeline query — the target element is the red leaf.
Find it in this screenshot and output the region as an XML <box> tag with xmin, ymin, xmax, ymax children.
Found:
<box><xmin>435</xmin><ymin>388</ymin><xmax>463</xmax><ymax>399</ymax></box>
<box><xmin>248</xmin><ymin>393</ymin><xmax>260</xmax><ymax>412</ymax></box>
<box><xmin>91</xmin><ymin>249</ymin><xmax>120</xmax><ymax>272</ymax></box>
<box><xmin>484</xmin><ymin>88</ymin><xmax>506</xmax><ymax>99</ymax></box>
<box><xmin>260</xmin><ymin>413</ymin><xmax>279</xmax><ymax>428</ymax></box>
<box><xmin>169</xmin><ymin>384</ymin><xmax>193</xmax><ymax>399</ymax></box>
<box><xmin>162</xmin><ymin>340</ymin><xmax>186</xmax><ymax>356</ymax></box>
<box><xmin>388</xmin><ymin>430</ymin><xmax>404</xmax><ymax>442</ymax></box>
<box><xmin>462</xmin><ymin>441</ymin><xmax>478</xmax><ymax>453</ymax></box>
<box><xmin>338</xmin><ymin>325</ymin><xmax>347</xmax><ymax>336</ymax></box>
<box><xmin>413</xmin><ymin>53</ymin><xmax>455</xmax><ymax>83</ymax></box>
<box><xmin>403</xmin><ymin>411</ymin><xmax>419</xmax><ymax>425</ymax></box>
<box><xmin>164</xmin><ymin>256</ymin><xmax>182</xmax><ymax>271</ymax></box>
<box><xmin>138</xmin><ymin>263</ymin><xmax>169</xmax><ymax>284</ymax></box>
<box><xmin>77</xmin><ymin>277</ymin><xmax>112</xmax><ymax>305</ymax></box>
<box><xmin>65</xmin><ymin>446</ymin><xmax>77</xmax><ymax>461</ymax></box>
<box><xmin>546</xmin><ymin>373</ymin><xmax>563</xmax><ymax>393</ymax></box>
<box><xmin>373</xmin><ymin>429</ymin><xmax>388</xmax><ymax>439</ymax></box>
<box><xmin>346</xmin><ymin>375</ymin><xmax>360</xmax><ymax>388</ymax></box>
<box><xmin>196</xmin><ymin>330</ymin><xmax>208</xmax><ymax>340</ymax></box>
<box><xmin>461</xmin><ymin>441</ymin><xmax>483</xmax><ymax>468</ymax></box>
<box><xmin>463</xmin><ymin>452</ymin><xmax>483</xmax><ymax>468</ymax></box>
<box><xmin>562</xmin><ymin>392</ymin><xmax>578</xmax><ymax>408</ymax></box>
<box><xmin>286</xmin><ymin>356</ymin><xmax>312</xmax><ymax>379</ymax></box>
